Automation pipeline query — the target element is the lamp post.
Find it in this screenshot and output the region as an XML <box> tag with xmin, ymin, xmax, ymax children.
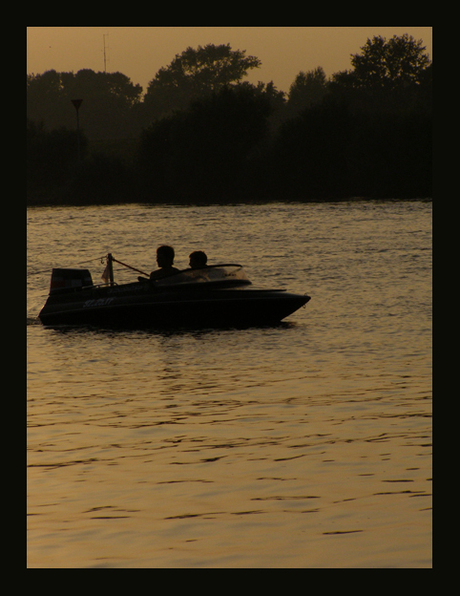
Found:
<box><xmin>71</xmin><ymin>99</ymin><xmax>83</xmax><ymax>161</ymax></box>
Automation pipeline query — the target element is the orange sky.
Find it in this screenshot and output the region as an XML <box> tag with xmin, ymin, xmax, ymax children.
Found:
<box><xmin>27</xmin><ymin>27</ymin><xmax>432</xmax><ymax>94</ymax></box>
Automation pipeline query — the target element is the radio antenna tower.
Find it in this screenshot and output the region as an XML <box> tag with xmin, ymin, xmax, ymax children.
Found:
<box><xmin>103</xmin><ymin>34</ymin><xmax>109</xmax><ymax>73</ymax></box>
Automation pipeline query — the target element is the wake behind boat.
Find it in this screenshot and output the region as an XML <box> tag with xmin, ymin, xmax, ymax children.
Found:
<box><xmin>38</xmin><ymin>254</ymin><xmax>310</xmax><ymax>329</ymax></box>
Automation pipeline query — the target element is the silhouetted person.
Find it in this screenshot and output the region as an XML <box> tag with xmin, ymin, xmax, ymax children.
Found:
<box><xmin>189</xmin><ymin>250</ymin><xmax>208</xmax><ymax>269</ymax></box>
<box><xmin>150</xmin><ymin>245</ymin><xmax>180</xmax><ymax>280</ymax></box>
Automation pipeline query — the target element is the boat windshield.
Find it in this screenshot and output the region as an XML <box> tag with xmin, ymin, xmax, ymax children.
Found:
<box><xmin>154</xmin><ymin>264</ymin><xmax>251</xmax><ymax>288</ymax></box>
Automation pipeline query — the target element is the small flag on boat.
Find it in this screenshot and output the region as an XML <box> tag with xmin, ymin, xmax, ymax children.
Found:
<box><xmin>101</xmin><ymin>262</ymin><xmax>110</xmax><ymax>283</ymax></box>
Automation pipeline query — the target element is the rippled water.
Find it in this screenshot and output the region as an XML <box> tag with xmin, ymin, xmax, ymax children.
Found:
<box><xmin>27</xmin><ymin>201</ymin><xmax>432</xmax><ymax>567</ymax></box>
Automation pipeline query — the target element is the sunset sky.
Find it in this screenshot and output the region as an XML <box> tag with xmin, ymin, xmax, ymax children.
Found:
<box><xmin>26</xmin><ymin>27</ymin><xmax>432</xmax><ymax>95</ymax></box>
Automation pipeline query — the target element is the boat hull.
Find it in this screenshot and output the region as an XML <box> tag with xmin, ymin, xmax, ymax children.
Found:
<box><xmin>38</xmin><ymin>283</ymin><xmax>310</xmax><ymax>330</ymax></box>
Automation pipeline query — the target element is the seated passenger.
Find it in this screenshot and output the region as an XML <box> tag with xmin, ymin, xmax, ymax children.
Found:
<box><xmin>150</xmin><ymin>245</ymin><xmax>180</xmax><ymax>280</ymax></box>
<box><xmin>189</xmin><ymin>250</ymin><xmax>208</xmax><ymax>269</ymax></box>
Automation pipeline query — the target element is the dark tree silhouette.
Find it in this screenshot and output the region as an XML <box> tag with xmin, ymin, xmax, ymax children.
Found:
<box><xmin>142</xmin><ymin>44</ymin><xmax>261</xmax><ymax>122</ymax></box>
<box><xmin>138</xmin><ymin>85</ymin><xmax>271</xmax><ymax>202</ymax></box>
<box><xmin>27</xmin><ymin>69</ymin><xmax>143</xmax><ymax>139</ymax></box>
<box><xmin>337</xmin><ymin>34</ymin><xmax>431</xmax><ymax>90</ymax></box>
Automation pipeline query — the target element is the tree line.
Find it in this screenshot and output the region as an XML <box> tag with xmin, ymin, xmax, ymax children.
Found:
<box><xmin>27</xmin><ymin>35</ymin><xmax>432</xmax><ymax>204</ymax></box>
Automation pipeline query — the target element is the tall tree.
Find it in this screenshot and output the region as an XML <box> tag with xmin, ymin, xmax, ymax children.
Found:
<box><xmin>287</xmin><ymin>67</ymin><xmax>328</xmax><ymax>114</ymax></box>
<box><xmin>143</xmin><ymin>43</ymin><xmax>261</xmax><ymax>121</ymax></box>
<box><xmin>350</xmin><ymin>34</ymin><xmax>431</xmax><ymax>89</ymax></box>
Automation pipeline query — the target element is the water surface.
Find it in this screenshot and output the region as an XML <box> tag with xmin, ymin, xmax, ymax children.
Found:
<box><xmin>27</xmin><ymin>201</ymin><xmax>432</xmax><ymax>567</ymax></box>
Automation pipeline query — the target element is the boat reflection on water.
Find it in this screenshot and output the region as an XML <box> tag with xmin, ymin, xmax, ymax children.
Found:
<box><xmin>38</xmin><ymin>255</ymin><xmax>311</xmax><ymax>330</ymax></box>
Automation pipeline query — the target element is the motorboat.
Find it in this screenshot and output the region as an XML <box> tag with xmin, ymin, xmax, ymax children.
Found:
<box><xmin>38</xmin><ymin>254</ymin><xmax>310</xmax><ymax>329</ymax></box>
